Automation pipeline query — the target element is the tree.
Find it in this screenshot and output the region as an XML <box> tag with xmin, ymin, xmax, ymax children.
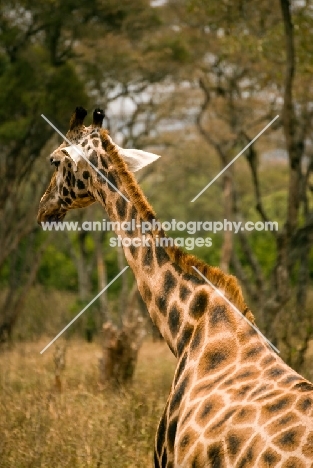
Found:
<box><xmin>161</xmin><ymin>0</ymin><xmax>313</xmax><ymax>372</ymax></box>
<box><xmin>0</xmin><ymin>0</ymin><xmax>160</xmax><ymax>342</ymax></box>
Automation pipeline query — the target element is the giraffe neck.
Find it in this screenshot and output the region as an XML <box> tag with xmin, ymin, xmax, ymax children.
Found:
<box><xmin>87</xmin><ymin>137</ymin><xmax>190</xmax><ymax>356</ymax></box>
<box><xmin>86</xmin><ymin>130</ymin><xmax>253</xmax><ymax>357</ymax></box>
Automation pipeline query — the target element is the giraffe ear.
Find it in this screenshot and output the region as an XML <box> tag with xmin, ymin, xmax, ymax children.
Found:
<box><xmin>62</xmin><ymin>144</ymin><xmax>86</xmax><ymax>170</ymax></box>
<box><xmin>118</xmin><ymin>148</ymin><xmax>161</xmax><ymax>172</ymax></box>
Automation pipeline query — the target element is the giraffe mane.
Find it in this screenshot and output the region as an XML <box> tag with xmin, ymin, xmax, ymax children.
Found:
<box><xmin>99</xmin><ymin>129</ymin><xmax>255</xmax><ymax>324</ymax></box>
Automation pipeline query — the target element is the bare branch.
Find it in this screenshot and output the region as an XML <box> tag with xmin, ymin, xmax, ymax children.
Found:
<box><xmin>241</xmin><ymin>130</ymin><xmax>276</xmax><ymax>235</ymax></box>
<box><xmin>231</xmin><ymin>252</ymin><xmax>258</xmax><ymax>304</ymax></box>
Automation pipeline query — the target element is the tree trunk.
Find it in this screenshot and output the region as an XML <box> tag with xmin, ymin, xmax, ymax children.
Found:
<box><xmin>117</xmin><ymin>245</ymin><xmax>128</xmax><ymax>326</ymax></box>
<box><xmin>0</xmin><ymin>234</ymin><xmax>49</xmax><ymax>344</ymax></box>
<box><xmin>95</xmin><ymin>231</ymin><xmax>108</xmax><ymax>323</ymax></box>
<box><xmin>267</xmin><ymin>0</ymin><xmax>312</xmax><ymax>372</ymax></box>
<box><xmin>98</xmin><ymin>283</ymin><xmax>146</xmax><ymax>386</ymax></box>
<box><xmin>220</xmin><ymin>173</ymin><xmax>233</xmax><ymax>273</ymax></box>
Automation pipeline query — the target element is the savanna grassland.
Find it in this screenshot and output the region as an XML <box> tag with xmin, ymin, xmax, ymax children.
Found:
<box><xmin>0</xmin><ymin>339</ymin><xmax>175</xmax><ymax>468</ymax></box>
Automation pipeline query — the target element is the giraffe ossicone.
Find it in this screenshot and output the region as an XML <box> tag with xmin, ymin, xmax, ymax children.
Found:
<box><xmin>38</xmin><ymin>107</ymin><xmax>313</xmax><ymax>468</ymax></box>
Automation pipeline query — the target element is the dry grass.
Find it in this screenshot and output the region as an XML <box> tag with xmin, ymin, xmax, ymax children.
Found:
<box><xmin>0</xmin><ymin>339</ymin><xmax>176</xmax><ymax>468</ymax></box>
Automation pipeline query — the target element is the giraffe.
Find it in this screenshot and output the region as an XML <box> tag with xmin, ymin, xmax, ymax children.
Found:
<box><xmin>37</xmin><ymin>107</ymin><xmax>313</xmax><ymax>467</ymax></box>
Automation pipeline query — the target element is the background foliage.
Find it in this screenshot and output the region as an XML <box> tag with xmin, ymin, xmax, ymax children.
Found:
<box><xmin>0</xmin><ymin>0</ymin><xmax>312</xmax><ymax>372</ymax></box>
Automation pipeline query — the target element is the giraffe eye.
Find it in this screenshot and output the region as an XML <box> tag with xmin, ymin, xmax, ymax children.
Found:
<box><xmin>50</xmin><ymin>157</ymin><xmax>60</xmax><ymax>168</ymax></box>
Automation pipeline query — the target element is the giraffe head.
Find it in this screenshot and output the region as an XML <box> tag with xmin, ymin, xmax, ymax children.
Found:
<box><xmin>37</xmin><ymin>107</ymin><xmax>160</xmax><ymax>223</ymax></box>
